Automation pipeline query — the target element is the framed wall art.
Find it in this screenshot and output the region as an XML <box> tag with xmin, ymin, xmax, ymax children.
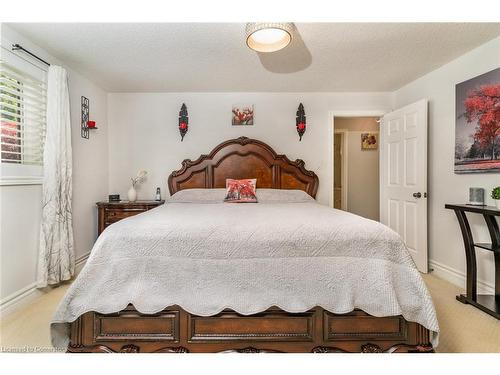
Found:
<box><xmin>455</xmin><ymin>67</ymin><xmax>500</xmax><ymax>173</ymax></box>
<box><xmin>361</xmin><ymin>133</ymin><xmax>378</xmax><ymax>150</ymax></box>
<box><xmin>232</xmin><ymin>104</ymin><xmax>254</xmax><ymax>125</ymax></box>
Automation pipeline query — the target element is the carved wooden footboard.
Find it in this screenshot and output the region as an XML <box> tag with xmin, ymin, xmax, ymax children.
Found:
<box><xmin>67</xmin><ymin>305</ymin><xmax>433</xmax><ymax>353</ymax></box>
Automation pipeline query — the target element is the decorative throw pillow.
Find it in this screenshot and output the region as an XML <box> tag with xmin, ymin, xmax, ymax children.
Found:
<box><xmin>224</xmin><ymin>179</ymin><xmax>258</xmax><ymax>203</ymax></box>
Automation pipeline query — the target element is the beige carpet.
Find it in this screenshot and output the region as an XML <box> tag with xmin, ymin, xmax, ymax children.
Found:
<box><xmin>0</xmin><ymin>283</ymin><xmax>70</xmax><ymax>353</ymax></box>
<box><xmin>421</xmin><ymin>274</ymin><xmax>499</xmax><ymax>352</ymax></box>
<box><xmin>0</xmin><ymin>274</ymin><xmax>498</xmax><ymax>352</ymax></box>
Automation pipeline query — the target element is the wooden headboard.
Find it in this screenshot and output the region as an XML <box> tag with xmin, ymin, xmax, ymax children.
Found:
<box><xmin>168</xmin><ymin>137</ymin><xmax>319</xmax><ymax>198</ymax></box>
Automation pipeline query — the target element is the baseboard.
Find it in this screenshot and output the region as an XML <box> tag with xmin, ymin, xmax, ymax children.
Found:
<box><xmin>429</xmin><ymin>259</ymin><xmax>495</xmax><ymax>294</ymax></box>
<box><xmin>0</xmin><ymin>282</ymin><xmax>41</xmax><ymax>318</ymax></box>
<box><xmin>0</xmin><ymin>252</ymin><xmax>90</xmax><ymax>317</ymax></box>
<box><xmin>74</xmin><ymin>252</ymin><xmax>89</xmax><ymax>274</ymax></box>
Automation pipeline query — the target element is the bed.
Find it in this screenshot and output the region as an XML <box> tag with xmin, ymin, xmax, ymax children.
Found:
<box><xmin>55</xmin><ymin>137</ymin><xmax>438</xmax><ymax>353</ymax></box>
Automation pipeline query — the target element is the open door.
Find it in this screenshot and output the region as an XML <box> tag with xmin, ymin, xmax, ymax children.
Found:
<box><xmin>380</xmin><ymin>99</ymin><xmax>428</xmax><ymax>273</ymax></box>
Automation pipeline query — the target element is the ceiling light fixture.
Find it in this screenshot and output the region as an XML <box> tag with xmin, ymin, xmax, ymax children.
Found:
<box><xmin>246</xmin><ymin>23</ymin><xmax>294</xmax><ymax>53</ymax></box>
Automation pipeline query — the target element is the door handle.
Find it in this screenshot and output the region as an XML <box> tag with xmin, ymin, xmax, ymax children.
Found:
<box><xmin>413</xmin><ymin>192</ymin><xmax>422</xmax><ymax>198</ymax></box>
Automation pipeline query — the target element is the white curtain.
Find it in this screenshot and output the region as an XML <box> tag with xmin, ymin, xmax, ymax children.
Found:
<box><xmin>37</xmin><ymin>65</ymin><xmax>74</xmax><ymax>288</ymax></box>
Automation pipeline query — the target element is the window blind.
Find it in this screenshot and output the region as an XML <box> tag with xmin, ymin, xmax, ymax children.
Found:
<box><xmin>0</xmin><ymin>60</ymin><xmax>47</xmax><ymax>166</ymax></box>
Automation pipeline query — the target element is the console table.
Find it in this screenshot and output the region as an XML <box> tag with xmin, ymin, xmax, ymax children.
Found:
<box><xmin>445</xmin><ymin>204</ymin><xmax>500</xmax><ymax>319</ymax></box>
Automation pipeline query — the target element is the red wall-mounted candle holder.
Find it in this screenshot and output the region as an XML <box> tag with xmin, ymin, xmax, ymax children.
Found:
<box><xmin>296</xmin><ymin>103</ymin><xmax>306</xmax><ymax>141</ymax></box>
<box><xmin>178</xmin><ymin>103</ymin><xmax>188</xmax><ymax>141</ymax></box>
<box><xmin>81</xmin><ymin>96</ymin><xmax>89</xmax><ymax>139</ymax></box>
<box><xmin>81</xmin><ymin>96</ymin><xmax>98</xmax><ymax>138</ymax></box>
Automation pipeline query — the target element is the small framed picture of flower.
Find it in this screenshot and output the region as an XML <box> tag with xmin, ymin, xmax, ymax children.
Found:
<box><xmin>361</xmin><ymin>133</ymin><xmax>378</xmax><ymax>150</ymax></box>
<box><xmin>232</xmin><ymin>104</ymin><xmax>254</xmax><ymax>126</ymax></box>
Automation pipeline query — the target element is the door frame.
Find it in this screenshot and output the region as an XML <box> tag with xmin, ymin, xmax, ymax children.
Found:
<box><xmin>333</xmin><ymin>130</ymin><xmax>348</xmax><ymax>211</ymax></box>
<box><xmin>328</xmin><ymin>110</ymin><xmax>386</xmax><ymax>208</ymax></box>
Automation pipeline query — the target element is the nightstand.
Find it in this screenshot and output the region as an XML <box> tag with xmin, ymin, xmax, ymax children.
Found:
<box><xmin>96</xmin><ymin>200</ymin><xmax>165</xmax><ymax>235</ymax></box>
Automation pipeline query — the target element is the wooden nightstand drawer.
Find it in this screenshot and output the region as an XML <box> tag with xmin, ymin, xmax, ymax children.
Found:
<box><xmin>96</xmin><ymin>200</ymin><xmax>165</xmax><ymax>235</ymax></box>
<box><xmin>105</xmin><ymin>208</ymin><xmax>146</xmax><ymax>223</ymax></box>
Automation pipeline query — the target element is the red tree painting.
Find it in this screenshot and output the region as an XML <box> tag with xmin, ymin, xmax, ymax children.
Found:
<box><xmin>455</xmin><ymin>67</ymin><xmax>500</xmax><ymax>173</ymax></box>
<box><xmin>464</xmin><ymin>83</ymin><xmax>500</xmax><ymax>160</ymax></box>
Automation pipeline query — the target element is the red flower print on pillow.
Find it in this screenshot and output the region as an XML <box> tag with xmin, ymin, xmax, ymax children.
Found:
<box><xmin>224</xmin><ymin>179</ymin><xmax>257</xmax><ymax>203</ymax></box>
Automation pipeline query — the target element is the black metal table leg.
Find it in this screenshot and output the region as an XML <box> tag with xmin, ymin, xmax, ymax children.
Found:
<box><xmin>495</xmin><ymin>252</ymin><xmax>500</xmax><ymax>301</ymax></box>
<box><xmin>483</xmin><ymin>214</ymin><xmax>500</xmax><ymax>300</ymax></box>
<box><xmin>454</xmin><ymin>209</ymin><xmax>477</xmax><ymax>302</ymax></box>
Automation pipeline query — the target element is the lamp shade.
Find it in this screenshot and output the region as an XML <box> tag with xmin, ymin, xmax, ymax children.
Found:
<box><xmin>246</xmin><ymin>23</ymin><xmax>294</xmax><ymax>53</ymax></box>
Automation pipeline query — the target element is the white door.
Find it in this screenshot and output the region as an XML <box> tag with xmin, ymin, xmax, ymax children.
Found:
<box><xmin>380</xmin><ymin>99</ymin><xmax>428</xmax><ymax>273</ymax></box>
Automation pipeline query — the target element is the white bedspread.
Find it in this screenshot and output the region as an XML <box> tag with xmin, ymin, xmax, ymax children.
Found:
<box><xmin>51</xmin><ymin>193</ymin><xmax>439</xmax><ymax>347</ymax></box>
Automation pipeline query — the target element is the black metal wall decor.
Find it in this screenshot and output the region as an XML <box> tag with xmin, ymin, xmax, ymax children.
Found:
<box><xmin>296</xmin><ymin>103</ymin><xmax>306</xmax><ymax>141</ymax></box>
<box><xmin>81</xmin><ymin>96</ymin><xmax>98</xmax><ymax>139</ymax></box>
<box><xmin>81</xmin><ymin>96</ymin><xmax>90</xmax><ymax>139</ymax></box>
<box><xmin>178</xmin><ymin>103</ymin><xmax>189</xmax><ymax>141</ymax></box>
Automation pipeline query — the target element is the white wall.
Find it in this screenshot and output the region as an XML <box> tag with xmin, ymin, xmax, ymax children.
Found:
<box><xmin>69</xmin><ymin>69</ymin><xmax>109</xmax><ymax>263</ymax></box>
<box><xmin>393</xmin><ymin>36</ymin><xmax>500</xmax><ymax>292</ymax></box>
<box><xmin>0</xmin><ymin>25</ymin><xmax>109</xmax><ymax>307</ymax></box>
<box><xmin>346</xmin><ymin>131</ymin><xmax>379</xmax><ymax>221</ymax></box>
<box><xmin>0</xmin><ymin>185</ymin><xmax>42</xmax><ymax>300</ymax></box>
<box><xmin>107</xmin><ymin>93</ymin><xmax>392</xmax><ymax>206</ymax></box>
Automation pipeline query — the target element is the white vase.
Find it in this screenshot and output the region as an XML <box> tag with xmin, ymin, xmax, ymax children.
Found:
<box><xmin>495</xmin><ymin>200</ymin><xmax>500</xmax><ymax>210</ymax></box>
<box><xmin>127</xmin><ymin>186</ymin><xmax>137</xmax><ymax>202</ymax></box>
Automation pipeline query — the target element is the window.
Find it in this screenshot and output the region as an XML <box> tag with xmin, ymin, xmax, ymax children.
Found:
<box><xmin>0</xmin><ymin>60</ymin><xmax>47</xmax><ymax>166</ymax></box>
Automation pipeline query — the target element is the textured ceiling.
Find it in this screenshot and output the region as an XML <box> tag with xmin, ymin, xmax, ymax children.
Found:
<box><xmin>6</xmin><ymin>23</ymin><xmax>500</xmax><ymax>92</ymax></box>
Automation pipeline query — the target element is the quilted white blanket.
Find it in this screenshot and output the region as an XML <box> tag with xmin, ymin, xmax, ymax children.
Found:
<box><xmin>51</xmin><ymin>190</ymin><xmax>439</xmax><ymax>347</ymax></box>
